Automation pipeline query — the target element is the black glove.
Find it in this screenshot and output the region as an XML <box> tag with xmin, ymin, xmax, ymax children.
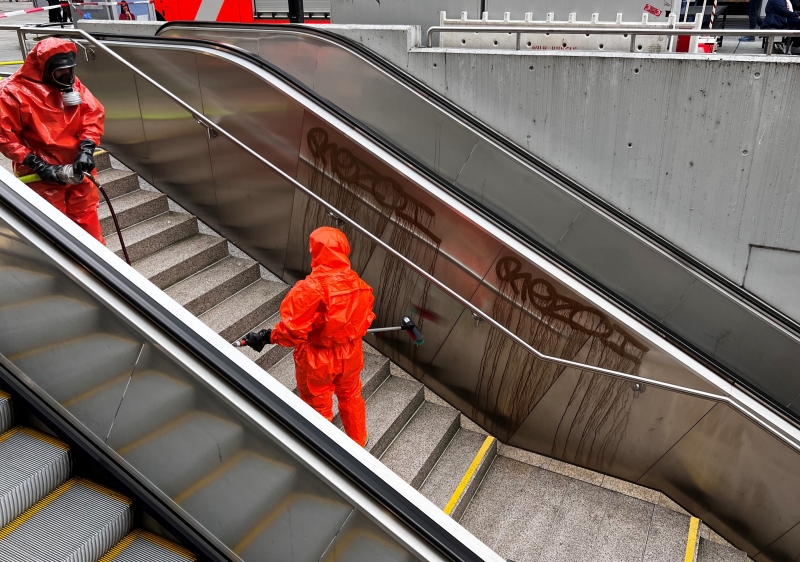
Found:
<box><xmin>244</xmin><ymin>329</ymin><xmax>272</xmax><ymax>352</ymax></box>
<box><xmin>73</xmin><ymin>140</ymin><xmax>96</xmax><ymax>175</ymax></box>
<box><xmin>22</xmin><ymin>153</ymin><xmax>64</xmax><ymax>185</ymax></box>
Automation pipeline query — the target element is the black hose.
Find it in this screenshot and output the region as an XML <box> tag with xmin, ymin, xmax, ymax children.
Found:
<box><xmin>85</xmin><ymin>172</ymin><xmax>131</xmax><ymax>265</ymax></box>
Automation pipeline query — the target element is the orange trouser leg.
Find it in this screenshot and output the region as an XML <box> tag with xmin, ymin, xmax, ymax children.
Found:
<box><xmin>295</xmin><ymin>361</ymin><xmax>335</xmax><ymax>422</ymax></box>
<box><xmin>65</xmin><ymin>180</ymin><xmax>105</xmax><ymax>245</ymax></box>
<box><xmin>333</xmin><ymin>353</ymin><xmax>367</xmax><ymax>447</ymax></box>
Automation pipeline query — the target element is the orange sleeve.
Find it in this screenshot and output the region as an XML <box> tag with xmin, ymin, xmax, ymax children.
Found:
<box><xmin>270</xmin><ymin>280</ymin><xmax>325</xmax><ymax>348</ymax></box>
<box><xmin>0</xmin><ymin>91</ymin><xmax>31</xmax><ymax>163</ymax></box>
<box><xmin>77</xmin><ymin>83</ymin><xmax>105</xmax><ymax>145</ymax></box>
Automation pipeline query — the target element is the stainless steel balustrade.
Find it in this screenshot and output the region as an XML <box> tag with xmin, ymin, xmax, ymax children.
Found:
<box><xmin>9</xmin><ymin>26</ymin><xmax>800</xmax><ymax>560</ymax></box>
<box><xmin>425</xmin><ymin>24</ymin><xmax>800</xmax><ymax>53</ymax></box>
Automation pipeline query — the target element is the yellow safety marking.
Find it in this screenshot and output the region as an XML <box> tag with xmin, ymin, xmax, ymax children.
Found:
<box><xmin>94</xmin><ymin>149</ymin><xmax>107</xmax><ymax>156</ymax></box>
<box><xmin>684</xmin><ymin>517</ymin><xmax>700</xmax><ymax>562</ymax></box>
<box><xmin>0</xmin><ymin>426</ymin><xmax>21</xmax><ymax>445</ymax></box>
<box><xmin>0</xmin><ymin>479</ymin><xmax>77</xmax><ymax>540</ymax></box>
<box><xmin>443</xmin><ymin>435</ymin><xmax>495</xmax><ymax>516</ymax></box>
<box><xmin>19</xmin><ymin>426</ymin><xmax>70</xmax><ymax>450</ymax></box>
<box><xmin>0</xmin><ymin>61</ymin><xmax>22</xmax><ymax>66</ymax></box>
<box><xmin>77</xmin><ymin>477</ymin><xmax>133</xmax><ymax>506</ymax></box>
<box><xmin>139</xmin><ymin>530</ymin><xmax>197</xmax><ymax>560</ymax></box>
<box><xmin>98</xmin><ymin>530</ymin><xmax>139</xmax><ymax>562</ymax></box>
<box><xmin>0</xmin><ymin>389</ymin><xmax>10</xmax><ymax>400</ymax></box>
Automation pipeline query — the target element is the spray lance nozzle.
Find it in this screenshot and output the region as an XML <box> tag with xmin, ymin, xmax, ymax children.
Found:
<box><xmin>366</xmin><ymin>316</ymin><xmax>425</xmax><ymax>346</ymax></box>
<box><xmin>54</xmin><ymin>164</ymin><xmax>86</xmax><ymax>185</ymax></box>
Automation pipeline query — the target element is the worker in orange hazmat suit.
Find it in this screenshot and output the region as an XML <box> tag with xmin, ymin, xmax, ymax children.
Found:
<box><xmin>0</xmin><ymin>37</ymin><xmax>106</xmax><ymax>244</ymax></box>
<box><xmin>242</xmin><ymin>227</ymin><xmax>375</xmax><ymax>447</ymax></box>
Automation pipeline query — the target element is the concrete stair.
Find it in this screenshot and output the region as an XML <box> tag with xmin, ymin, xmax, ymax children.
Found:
<box><xmin>24</xmin><ymin>152</ymin><xmax>748</xmax><ymax>562</ymax></box>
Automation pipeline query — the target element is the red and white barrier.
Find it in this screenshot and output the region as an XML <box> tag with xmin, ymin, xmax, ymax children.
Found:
<box><xmin>0</xmin><ymin>4</ymin><xmax>68</xmax><ymax>19</ymax></box>
<box><xmin>77</xmin><ymin>1</ymin><xmax>154</xmax><ymax>5</ymax></box>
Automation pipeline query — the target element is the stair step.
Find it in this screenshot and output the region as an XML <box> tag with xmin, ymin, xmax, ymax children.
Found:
<box><xmin>269</xmin><ymin>351</ymin><xmax>390</xmax><ymax>406</ymax></box>
<box><xmin>379</xmin><ymin>401</ymin><xmax>459</xmax><ymax>489</ymax></box>
<box><xmin>175</xmin><ymin>451</ymin><xmax>296</xmax><ymax>547</ymax></box>
<box><xmin>0</xmin><ymin>266</ymin><xmax>56</xmax><ymax>306</ymax></box>
<box><xmin>0</xmin><ymin>478</ymin><xmax>132</xmax><ymax>562</ymax></box>
<box><xmin>134</xmin><ymin>234</ymin><xmax>228</xmax><ymax>290</ymax></box>
<box><xmin>235</xmin><ymin>489</ymin><xmax>352</xmax><ymax>562</ymax></box>
<box><xmin>99</xmin><ymin>189</ymin><xmax>168</xmax><ymax>234</ymax></box>
<box><xmin>363</xmin><ymin>376</ymin><xmax>424</xmax><ymax>457</ymax></box>
<box><xmin>10</xmin><ymin>334</ymin><xmax>142</xmax><ymax>406</ymax></box>
<box><xmin>78</xmin><ymin>370</ymin><xmax>195</xmax><ymax>448</ymax></box>
<box><xmin>166</xmin><ymin>257</ymin><xmax>260</xmax><ymax>316</ymax></box>
<box><xmin>94</xmin><ymin>150</ymin><xmax>112</xmax><ymax>172</ymax></box>
<box><xmin>419</xmin><ymin>428</ymin><xmax>494</xmax><ymax>520</ymax></box>
<box><xmin>236</xmin><ymin>313</ymin><xmax>291</xmax><ymax>370</ymax></box>
<box><xmin>697</xmin><ymin>537</ymin><xmax>748</xmax><ymax>562</ymax></box>
<box><xmin>0</xmin><ymin>390</ymin><xmax>12</xmax><ymax>434</ymax></box>
<box><xmin>99</xmin><ymin>530</ymin><xmax>196</xmax><ymax>562</ymax></box>
<box><xmin>108</xmin><ymin>211</ymin><xmax>197</xmax><ymax>263</ymax></box>
<box><xmin>98</xmin><ymin>167</ymin><xmax>139</xmax><ymax>199</ymax></box>
<box><xmin>116</xmin><ymin>412</ymin><xmax>244</xmax><ymax>498</ymax></box>
<box><xmin>0</xmin><ymin>295</ymin><xmax>98</xmax><ymax>358</ymax></box>
<box><xmin>0</xmin><ymin>427</ymin><xmax>71</xmax><ymax>527</ymax></box>
<box><xmin>198</xmin><ymin>280</ymin><xmax>289</xmax><ymax>343</ymax></box>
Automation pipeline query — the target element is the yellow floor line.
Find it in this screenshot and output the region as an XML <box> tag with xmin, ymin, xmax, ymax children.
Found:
<box><xmin>0</xmin><ymin>61</ymin><xmax>22</xmax><ymax>66</ymax></box>
<box><xmin>443</xmin><ymin>435</ymin><xmax>495</xmax><ymax>516</ymax></box>
<box><xmin>684</xmin><ymin>516</ymin><xmax>700</xmax><ymax>562</ymax></box>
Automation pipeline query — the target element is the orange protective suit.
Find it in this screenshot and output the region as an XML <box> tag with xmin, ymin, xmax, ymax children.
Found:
<box><xmin>271</xmin><ymin>227</ymin><xmax>376</xmax><ymax>447</ymax></box>
<box><xmin>0</xmin><ymin>38</ymin><xmax>106</xmax><ymax>243</ymax></box>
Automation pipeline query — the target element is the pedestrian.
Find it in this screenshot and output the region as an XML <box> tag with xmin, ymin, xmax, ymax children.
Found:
<box><xmin>741</xmin><ymin>0</ymin><xmax>764</xmax><ymax>41</ymax></box>
<box><xmin>118</xmin><ymin>1</ymin><xmax>134</xmax><ymax>20</ymax></box>
<box><xmin>47</xmin><ymin>0</ymin><xmax>64</xmax><ymax>23</ymax></box>
<box><xmin>762</xmin><ymin>0</ymin><xmax>800</xmax><ymax>28</ymax></box>
<box><xmin>0</xmin><ymin>38</ymin><xmax>106</xmax><ymax>244</ymax></box>
<box><xmin>242</xmin><ymin>227</ymin><xmax>375</xmax><ymax>448</ymax></box>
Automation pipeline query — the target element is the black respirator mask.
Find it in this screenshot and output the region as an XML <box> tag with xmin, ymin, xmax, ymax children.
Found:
<box><xmin>43</xmin><ymin>52</ymin><xmax>82</xmax><ymax>107</ymax></box>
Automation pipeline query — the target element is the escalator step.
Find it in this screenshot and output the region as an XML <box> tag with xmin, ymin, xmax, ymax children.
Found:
<box><xmin>99</xmin><ymin>530</ymin><xmax>196</xmax><ymax>562</ymax></box>
<box><xmin>0</xmin><ymin>390</ymin><xmax>12</xmax><ymax>434</ymax></box>
<box><xmin>0</xmin><ymin>478</ymin><xmax>132</xmax><ymax>562</ymax></box>
<box><xmin>0</xmin><ymin>427</ymin><xmax>71</xmax><ymax>528</ymax></box>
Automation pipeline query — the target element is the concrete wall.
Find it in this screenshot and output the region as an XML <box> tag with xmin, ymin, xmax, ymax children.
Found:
<box><xmin>328</xmin><ymin>25</ymin><xmax>800</xmax><ymax>323</ymax></box>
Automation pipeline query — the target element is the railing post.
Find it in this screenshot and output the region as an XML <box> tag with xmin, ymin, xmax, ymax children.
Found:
<box><xmin>288</xmin><ymin>0</ymin><xmax>304</xmax><ymax>23</ymax></box>
<box><xmin>630</xmin><ymin>33</ymin><xmax>636</xmax><ymax>52</ymax></box>
<box><xmin>516</xmin><ymin>31</ymin><xmax>521</xmax><ymax>50</ymax></box>
<box><xmin>766</xmin><ymin>35</ymin><xmax>775</xmax><ymax>55</ymax></box>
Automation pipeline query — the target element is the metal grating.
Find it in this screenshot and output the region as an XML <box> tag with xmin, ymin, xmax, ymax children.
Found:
<box><xmin>99</xmin><ymin>530</ymin><xmax>196</xmax><ymax>562</ymax></box>
<box><xmin>0</xmin><ymin>427</ymin><xmax>71</xmax><ymax>528</ymax></box>
<box><xmin>0</xmin><ymin>478</ymin><xmax>132</xmax><ymax>562</ymax></box>
<box><xmin>0</xmin><ymin>390</ymin><xmax>12</xmax><ymax>434</ymax></box>
<box><xmin>254</xmin><ymin>0</ymin><xmax>330</xmax><ymax>14</ymax></box>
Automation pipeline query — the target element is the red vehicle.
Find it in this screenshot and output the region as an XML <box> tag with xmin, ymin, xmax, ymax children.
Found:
<box><xmin>153</xmin><ymin>0</ymin><xmax>330</xmax><ymax>23</ymax></box>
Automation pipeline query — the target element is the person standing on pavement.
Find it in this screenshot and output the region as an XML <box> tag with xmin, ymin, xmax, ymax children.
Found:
<box><xmin>0</xmin><ymin>38</ymin><xmax>106</xmax><ymax>243</ymax></box>
<box><xmin>118</xmin><ymin>1</ymin><xmax>135</xmax><ymax>20</ymax></box>
<box><xmin>241</xmin><ymin>227</ymin><xmax>375</xmax><ymax>448</ymax></box>
<box><xmin>742</xmin><ymin>0</ymin><xmax>764</xmax><ymax>41</ymax></box>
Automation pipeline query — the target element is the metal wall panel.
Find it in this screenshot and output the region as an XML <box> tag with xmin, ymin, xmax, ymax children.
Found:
<box><xmin>486</xmin><ymin>0</ymin><xmax>672</xmax><ymax>21</ymax></box>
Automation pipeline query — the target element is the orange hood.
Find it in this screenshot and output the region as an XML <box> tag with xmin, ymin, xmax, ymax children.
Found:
<box><xmin>18</xmin><ymin>37</ymin><xmax>77</xmax><ymax>85</ymax></box>
<box><xmin>309</xmin><ymin>227</ymin><xmax>352</xmax><ymax>271</ymax></box>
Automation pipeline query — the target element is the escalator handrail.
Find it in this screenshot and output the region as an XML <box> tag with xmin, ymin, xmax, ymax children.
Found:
<box><xmin>155</xmin><ymin>21</ymin><xmax>800</xmax><ymax>346</ymax></box>
<box><xmin>8</xmin><ymin>25</ymin><xmax>734</xmax><ymax>404</ymax></box>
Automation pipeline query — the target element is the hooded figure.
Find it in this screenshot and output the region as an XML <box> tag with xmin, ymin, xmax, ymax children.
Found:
<box><xmin>0</xmin><ymin>38</ymin><xmax>106</xmax><ymax>243</ymax></box>
<box><xmin>244</xmin><ymin>227</ymin><xmax>375</xmax><ymax>447</ymax></box>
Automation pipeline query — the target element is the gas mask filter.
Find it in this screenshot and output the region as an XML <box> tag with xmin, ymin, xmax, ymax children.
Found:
<box><xmin>43</xmin><ymin>52</ymin><xmax>82</xmax><ymax>107</ymax></box>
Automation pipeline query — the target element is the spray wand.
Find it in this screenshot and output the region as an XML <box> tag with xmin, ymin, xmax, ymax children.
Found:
<box><xmin>232</xmin><ymin>316</ymin><xmax>425</xmax><ymax>349</ymax></box>
<box><xmin>18</xmin><ymin>165</ymin><xmax>131</xmax><ymax>265</ymax></box>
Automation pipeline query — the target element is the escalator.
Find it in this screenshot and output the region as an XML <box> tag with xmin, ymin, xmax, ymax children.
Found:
<box><xmin>7</xmin><ymin>24</ymin><xmax>800</xmax><ymax>560</ymax></box>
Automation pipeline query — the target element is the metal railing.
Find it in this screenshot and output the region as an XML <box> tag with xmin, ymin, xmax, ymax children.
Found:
<box><xmin>6</xmin><ymin>24</ymin><xmax>800</xmax><ymax>453</ymax></box>
<box><xmin>426</xmin><ymin>25</ymin><xmax>800</xmax><ymax>55</ymax></box>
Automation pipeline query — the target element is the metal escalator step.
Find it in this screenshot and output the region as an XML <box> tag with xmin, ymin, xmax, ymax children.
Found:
<box><xmin>0</xmin><ymin>295</ymin><xmax>99</xmax><ymax>358</ymax></box>
<box><xmin>0</xmin><ymin>478</ymin><xmax>132</xmax><ymax>562</ymax></box>
<box><xmin>0</xmin><ymin>427</ymin><xmax>71</xmax><ymax>528</ymax></box>
<box><xmin>0</xmin><ymin>266</ymin><xmax>56</xmax><ymax>307</ymax></box>
<box><xmin>115</xmin><ymin>412</ymin><xmax>244</xmax><ymax>498</ymax></box>
<box><xmin>0</xmin><ymin>390</ymin><xmax>12</xmax><ymax>434</ymax></box>
<box><xmin>99</xmin><ymin>530</ymin><xmax>195</xmax><ymax>562</ymax></box>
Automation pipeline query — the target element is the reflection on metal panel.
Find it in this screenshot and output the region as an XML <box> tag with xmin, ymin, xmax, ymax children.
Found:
<box><xmin>320</xmin><ymin>510</ymin><xmax>421</xmax><ymax>562</ymax></box>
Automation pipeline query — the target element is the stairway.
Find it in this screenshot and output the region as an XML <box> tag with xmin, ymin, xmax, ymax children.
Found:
<box><xmin>0</xmin><ymin>391</ymin><xmax>195</xmax><ymax>562</ymax></box>
<box><xmin>0</xmin><ymin>152</ymin><xmax>751</xmax><ymax>562</ymax></box>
